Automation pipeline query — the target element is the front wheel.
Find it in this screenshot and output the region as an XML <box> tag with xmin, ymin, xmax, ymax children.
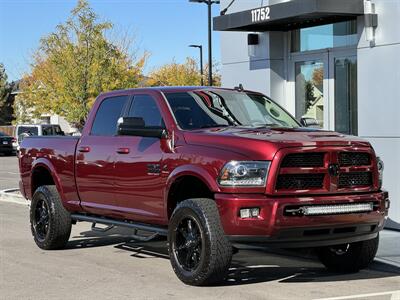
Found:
<box><xmin>316</xmin><ymin>235</ymin><xmax>379</xmax><ymax>273</ymax></box>
<box><xmin>168</xmin><ymin>198</ymin><xmax>232</xmax><ymax>286</ymax></box>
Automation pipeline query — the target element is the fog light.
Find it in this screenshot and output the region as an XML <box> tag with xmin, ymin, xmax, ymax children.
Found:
<box><xmin>385</xmin><ymin>198</ymin><xmax>390</xmax><ymax>210</ymax></box>
<box><xmin>240</xmin><ymin>208</ymin><xmax>260</xmax><ymax>218</ymax></box>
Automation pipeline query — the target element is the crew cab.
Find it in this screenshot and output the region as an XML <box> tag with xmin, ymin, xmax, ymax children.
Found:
<box><xmin>19</xmin><ymin>87</ymin><xmax>389</xmax><ymax>286</ymax></box>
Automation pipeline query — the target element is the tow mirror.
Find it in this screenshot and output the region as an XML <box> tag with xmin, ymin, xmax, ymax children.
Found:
<box><xmin>117</xmin><ymin>117</ymin><xmax>168</xmax><ymax>139</ymax></box>
<box><xmin>300</xmin><ymin>117</ymin><xmax>320</xmax><ymax>128</ymax></box>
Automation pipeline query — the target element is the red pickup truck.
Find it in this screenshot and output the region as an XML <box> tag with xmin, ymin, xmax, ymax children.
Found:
<box><xmin>19</xmin><ymin>87</ymin><xmax>389</xmax><ymax>286</ymax></box>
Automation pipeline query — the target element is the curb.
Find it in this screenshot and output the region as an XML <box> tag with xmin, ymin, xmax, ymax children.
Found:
<box><xmin>0</xmin><ymin>188</ymin><xmax>28</xmax><ymax>205</ymax></box>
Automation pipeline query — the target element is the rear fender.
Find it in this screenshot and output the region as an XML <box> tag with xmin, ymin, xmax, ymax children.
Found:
<box><xmin>30</xmin><ymin>158</ymin><xmax>66</xmax><ymax>205</ymax></box>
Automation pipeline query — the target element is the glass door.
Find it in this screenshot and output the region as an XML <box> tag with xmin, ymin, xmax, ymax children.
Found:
<box><xmin>289</xmin><ymin>52</ymin><xmax>330</xmax><ymax>130</ymax></box>
<box><xmin>289</xmin><ymin>49</ymin><xmax>357</xmax><ymax>134</ymax></box>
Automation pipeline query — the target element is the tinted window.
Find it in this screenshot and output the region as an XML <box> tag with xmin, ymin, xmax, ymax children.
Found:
<box><xmin>53</xmin><ymin>125</ymin><xmax>65</xmax><ymax>135</ymax></box>
<box><xmin>0</xmin><ymin>131</ymin><xmax>5</xmax><ymax>136</ymax></box>
<box><xmin>42</xmin><ymin>126</ymin><xmax>53</xmax><ymax>136</ymax></box>
<box><xmin>165</xmin><ymin>91</ymin><xmax>299</xmax><ymax>130</ymax></box>
<box><xmin>128</xmin><ymin>95</ymin><xmax>164</xmax><ymax>127</ymax></box>
<box><xmin>17</xmin><ymin>126</ymin><xmax>39</xmax><ymax>136</ymax></box>
<box><xmin>165</xmin><ymin>93</ymin><xmax>228</xmax><ymax>130</ymax></box>
<box><xmin>91</xmin><ymin>96</ymin><xmax>128</xmax><ymax>136</ymax></box>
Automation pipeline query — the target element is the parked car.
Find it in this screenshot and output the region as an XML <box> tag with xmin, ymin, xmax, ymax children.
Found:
<box><xmin>19</xmin><ymin>87</ymin><xmax>389</xmax><ymax>286</ymax></box>
<box><xmin>15</xmin><ymin>124</ymin><xmax>64</xmax><ymax>151</ymax></box>
<box><xmin>0</xmin><ymin>131</ymin><xmax>16</xmax><ymax>156</ymax></box>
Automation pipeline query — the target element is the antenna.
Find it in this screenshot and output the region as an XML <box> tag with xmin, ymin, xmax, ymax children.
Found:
<box><xmin>234</xmin><ymin>83</ymin><xmax>244</xmax><ymax>92</ymax></box>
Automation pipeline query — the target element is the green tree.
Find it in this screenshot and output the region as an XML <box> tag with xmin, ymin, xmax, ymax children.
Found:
<box><xmin>20</xmin><ymin>0</ymin><xmax>148</xmax><ymax>128</ymax></box>
<box><xmin>147</xmin><ymin>57</ymin><xmax>221</xmax><ymax>87</ymax></box>
<box><xmin>0</xmin><ymin>64</ymin><xmax>7</xmax><ymax>101</ymax></box>
<box><xmin>305</xmin><ymin>80</ymin><xmax>316</xmax><ymax>111</ymax></box>
<box><xmin>0</xmin><ymin>64</ymin><xmax>15</xmax><ymax>125</ymax></box>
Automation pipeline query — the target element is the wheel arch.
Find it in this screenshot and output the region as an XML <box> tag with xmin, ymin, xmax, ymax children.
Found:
<box><xmin>165</xmin><ymin>165</ymin><xmax>220</xmax><ymax>219</ymax></box>
<box><xmin>30</xmin><ymin>159</ymin><xmax>65</xmax><ymax>203</ymax></box>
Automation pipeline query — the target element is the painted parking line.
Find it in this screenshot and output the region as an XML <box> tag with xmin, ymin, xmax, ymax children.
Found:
<box><xmin>314</xmin><ymin>290</ymin><xmax>400</xmax><ymax>300</ymax></box>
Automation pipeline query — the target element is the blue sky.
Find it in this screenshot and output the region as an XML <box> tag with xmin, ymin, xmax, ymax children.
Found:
<box><xmin>0</xmin><ymin>0</ymin><xmax>221</xmax><ymax>81</ymax></box>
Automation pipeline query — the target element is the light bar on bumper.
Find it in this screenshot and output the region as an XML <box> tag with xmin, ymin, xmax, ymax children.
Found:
<box><xmin>285</xmin><ymin>203</ymin><xmax>374</xmax><ymax>216</ymax></box>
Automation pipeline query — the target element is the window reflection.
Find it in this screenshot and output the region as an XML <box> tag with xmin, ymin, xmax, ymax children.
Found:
<box><xmin>292</xmin><ymin>20</ymin><xmax>357</xmax><ymax>52</ymax></box>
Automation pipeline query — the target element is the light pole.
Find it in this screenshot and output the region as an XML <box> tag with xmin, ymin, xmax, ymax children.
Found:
<box><xmin>189</xmin><ymin>0</ymin><xmax>220</xmax><ymax>86</ymax></box>
<box><xmin>189</xmin><ymin>45</ymin><xmax>204</xmax><ymax>86</ymax></box>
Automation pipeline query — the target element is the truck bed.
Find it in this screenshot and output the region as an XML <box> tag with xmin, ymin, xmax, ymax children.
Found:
<box><xmin>19</xmin><ymin>136</ymin><xmax>81</xmax><ymax>210</ymax></box>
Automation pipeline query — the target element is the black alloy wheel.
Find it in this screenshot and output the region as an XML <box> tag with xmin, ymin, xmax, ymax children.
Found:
<box><xmin>172</xmin><ymin>216</ymin><xmax>204</xmax><ymax>272</ymax></box>
<box><xmin>168</xmin><ymin>198</ymin><xmax>232</xmax><ymax>286</ymax></box>
<box><xmin>33</xmin><ymin>198</ymin><xmax>50</xmax><ymax>242</ymax></box>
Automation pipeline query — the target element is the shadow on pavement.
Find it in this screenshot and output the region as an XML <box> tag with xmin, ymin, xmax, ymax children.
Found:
<box><xmin>65</xmin><ymin>226</ymin><xmax>400</xmax><ymax>286</ymax></box>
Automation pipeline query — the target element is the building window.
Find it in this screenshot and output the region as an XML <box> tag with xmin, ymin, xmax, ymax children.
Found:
<box><xmin>291</xmin><ymin>20</ymin><xmax>357</xmax><ymax>52</ymax></box>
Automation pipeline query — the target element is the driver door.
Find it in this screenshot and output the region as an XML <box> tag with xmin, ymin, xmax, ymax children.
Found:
<box><xmin>113</xmin><ymin>94</ymin><xmax>166</xmax><ymax>224</ymax></box>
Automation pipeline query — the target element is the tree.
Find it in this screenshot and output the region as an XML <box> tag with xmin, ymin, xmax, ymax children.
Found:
<box><xmin>20</xmin><ymin>0</ymin><xmax>148</xmax><ymax>128</ymax></box>
<box><xmin>0</xmin><ymin>64</ymin><xmax>15</xmax><ymax>125</ymax></box>
<box><xmin>305</xmin><ymin>80</ymin><xmax>317</xmax><ymax>111</ymax></box>
<box><xmin>312</xmin><ymin>66</ymin><xmax>323</xmax><ymax>90</ymax></box>
<box><xmin>147</xmin><ymin>57</ymin><xmax>221</xmax><ymax>87</ymax></box>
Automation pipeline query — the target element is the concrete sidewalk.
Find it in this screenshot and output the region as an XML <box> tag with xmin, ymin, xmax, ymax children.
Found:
<box><xmin>1</xmin><ymin>188</ymin><xmax>399</xmax><ymax>269</ymax></box>
<box><xmin>376</xmin><ymin>229</ymin><xmax>400</xmax><ymax>268</ymax></box>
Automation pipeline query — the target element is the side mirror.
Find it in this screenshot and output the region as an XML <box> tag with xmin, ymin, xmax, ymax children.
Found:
<box><xmin>117</xmin><ymin>117</ymin><xmax>168</xmax><ymax>139</ymax></box>
<box><xmin>300</xmin><ymin>117</ymin><xmax>320</xmax><ymax>128</ymax></box>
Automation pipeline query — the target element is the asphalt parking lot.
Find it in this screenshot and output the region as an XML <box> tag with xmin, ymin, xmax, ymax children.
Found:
<box><xmin>0</xmin><ymin>154</ymin><xmax>19</xmax><ymax>190</ymax></box>
<box><xmin>1</xmin><ymin>156</ymin><xmax>399</xmax><ymax>299</ymax></box>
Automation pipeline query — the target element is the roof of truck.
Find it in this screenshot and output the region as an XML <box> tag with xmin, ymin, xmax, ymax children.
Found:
<box><xmin>99</xmin><ymin>86</ymin><xmax>260</xmax><ymax>97</ymax></box>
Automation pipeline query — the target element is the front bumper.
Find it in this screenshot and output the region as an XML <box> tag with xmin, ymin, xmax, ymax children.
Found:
<box><xmin>215</xmin><ymin>191</ymin><xmax>389</xmax><ymax>248</ymax></box>
<box><xmin>0</xmin><ymin>144</ymin><xmax>13</xmax><ymax>153</ymax></box>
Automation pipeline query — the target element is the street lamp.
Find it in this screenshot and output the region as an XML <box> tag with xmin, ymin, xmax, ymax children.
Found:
<box><xmin>189</xmin><ymin>45</ymin><xmax>204</xmax><ymax>86</ymax></box>
<box><xmin>189</xmin><ymin>0</ymin><xmax>220</xmax><ymax>86</ymax></box>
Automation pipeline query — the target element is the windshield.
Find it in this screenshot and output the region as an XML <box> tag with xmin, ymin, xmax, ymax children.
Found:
<box><xmin>164</xmin><ymin>90</ymin><xmax>300</xmax><ymax>130</ymax></box>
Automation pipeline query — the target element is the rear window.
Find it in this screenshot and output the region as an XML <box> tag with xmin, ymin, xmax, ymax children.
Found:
<box><xmin>17</xmin><ymin>126</ymin><xmax>39</xmax><ymax>136</ymax></box>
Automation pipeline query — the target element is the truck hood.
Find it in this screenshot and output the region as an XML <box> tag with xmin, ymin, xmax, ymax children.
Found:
<box><xmin>183</xmin><ymin>127</ymin><xmax>371</xmax><ymax>160</ymax></box>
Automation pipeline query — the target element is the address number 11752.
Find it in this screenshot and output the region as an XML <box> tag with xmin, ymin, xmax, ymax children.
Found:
<box><xmin>251</xmin><ymin>6</ymin><xmax>271</xmax><ymax>23</ymax></box>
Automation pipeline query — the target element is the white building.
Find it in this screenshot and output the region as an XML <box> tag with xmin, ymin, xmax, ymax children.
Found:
<box><xmin>214</xmin><ymin>0</ymin><xmax>399</xmax><ymax>229</ymax></box>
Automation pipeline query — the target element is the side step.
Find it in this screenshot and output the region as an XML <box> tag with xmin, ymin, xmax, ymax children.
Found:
<box><xmin>71</xmin><ymin>214</ymin><xmax>168</xmax><ymax>236</ymax></box>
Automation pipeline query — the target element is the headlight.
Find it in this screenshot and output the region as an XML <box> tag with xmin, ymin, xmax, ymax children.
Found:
<box><xmin>218</xmin><ymin>161</ymin><xmax>270</xmax><ymax>187</ymax></box>
<box><xmin>377</xmin><ymin>156</ymin><xmax>384</xmax><ymax>189</ymax></box>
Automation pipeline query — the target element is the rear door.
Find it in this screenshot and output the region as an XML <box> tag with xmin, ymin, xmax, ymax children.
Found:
<box><xmin>75</xmin><ymin>95</ymin><xmax>130</xmax><ymax>216</ymax></box>
<box><xmin>113</xmin><ymin>94</ymin><xmax>166</xmax><ymax>224</ymax></box>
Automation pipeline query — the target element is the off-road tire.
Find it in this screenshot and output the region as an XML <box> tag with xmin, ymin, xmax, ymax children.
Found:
<box><xmin>317</xmin><ymin>235</ymin><xmax>379</xmax><ymax>273</ymax></box>
<box><xmin>168</xmin><ymin>198</ymin><xmax>232</xmax><ymax>286</ymax></box>
<box><xmin>30</xmin><ymin>185</ymin><xmax>72</xmax><ymax>250</ymax></box>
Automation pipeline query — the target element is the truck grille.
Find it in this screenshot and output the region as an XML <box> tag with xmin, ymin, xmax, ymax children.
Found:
<box><xmin>274</xmin><ymin>148</ymin><xmax>375</xmax><ymax>194</ymax></box>
<box><xmin>339</xmin><ymin>152</ymin><xmax>371</xmax><ymax>166</ymax></box>
<box><xmin>276</xmin><ymin>174</ymin><xmax>324</xmax><ymax>190</ymax></box>
<box><xmin>338</xmin><ymin>172</ymin><xmax>372</xmax><ymax>188</ymax></box>
<box><xmin>281</xmin><ymin>153</ymin><xmax>325</xmax><ymax>168</ymax></box>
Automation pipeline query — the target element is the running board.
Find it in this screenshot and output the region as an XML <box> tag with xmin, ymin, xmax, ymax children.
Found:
<box><xmin>70</xmin><ymin>214</ymin><xmax>168</xmax><ymax>236</ymax></box>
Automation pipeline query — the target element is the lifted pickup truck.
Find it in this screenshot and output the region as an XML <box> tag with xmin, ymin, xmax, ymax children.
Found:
<box><xmin>19</xmin><ymin>87</ymin><xmax>389</xmax><ymax>286</ymax></box>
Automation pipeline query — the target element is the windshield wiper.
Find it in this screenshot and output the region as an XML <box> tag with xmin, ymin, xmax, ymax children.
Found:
<box><xmin>199</xmin><ymin>124</ymin><xmax>231</xmax><ymax>129</ymax></box>
<box><xmin>252</xmin><ymin>123</ymin><xmax>283</xmax><ymax>128</ymax></box>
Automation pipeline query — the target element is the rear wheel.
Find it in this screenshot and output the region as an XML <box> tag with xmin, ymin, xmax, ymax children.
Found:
<box><xmin>317</xmin><ymin>235</ymin><xmax>379</xmax><ymax>273</ymax></box>
<box><xmin>30</xmin><ymin>185</ymin><xmax>72</xmax><ymax>250</ymax></box>
<box><xmin>168</xmin><ymin>198</ymin><xmax>232</xmax><ymax>286</ymax></box>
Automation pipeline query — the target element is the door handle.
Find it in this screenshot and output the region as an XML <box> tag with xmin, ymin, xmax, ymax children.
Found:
<box><xmin>78</xmin><ymin>146</ymin><xmax>91</xmax><ymax>153</ymax></box>
<box><xmin>117</xmin><ymin>147</ymin><xmax>130</xmax><ymax>154</ymax></box>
